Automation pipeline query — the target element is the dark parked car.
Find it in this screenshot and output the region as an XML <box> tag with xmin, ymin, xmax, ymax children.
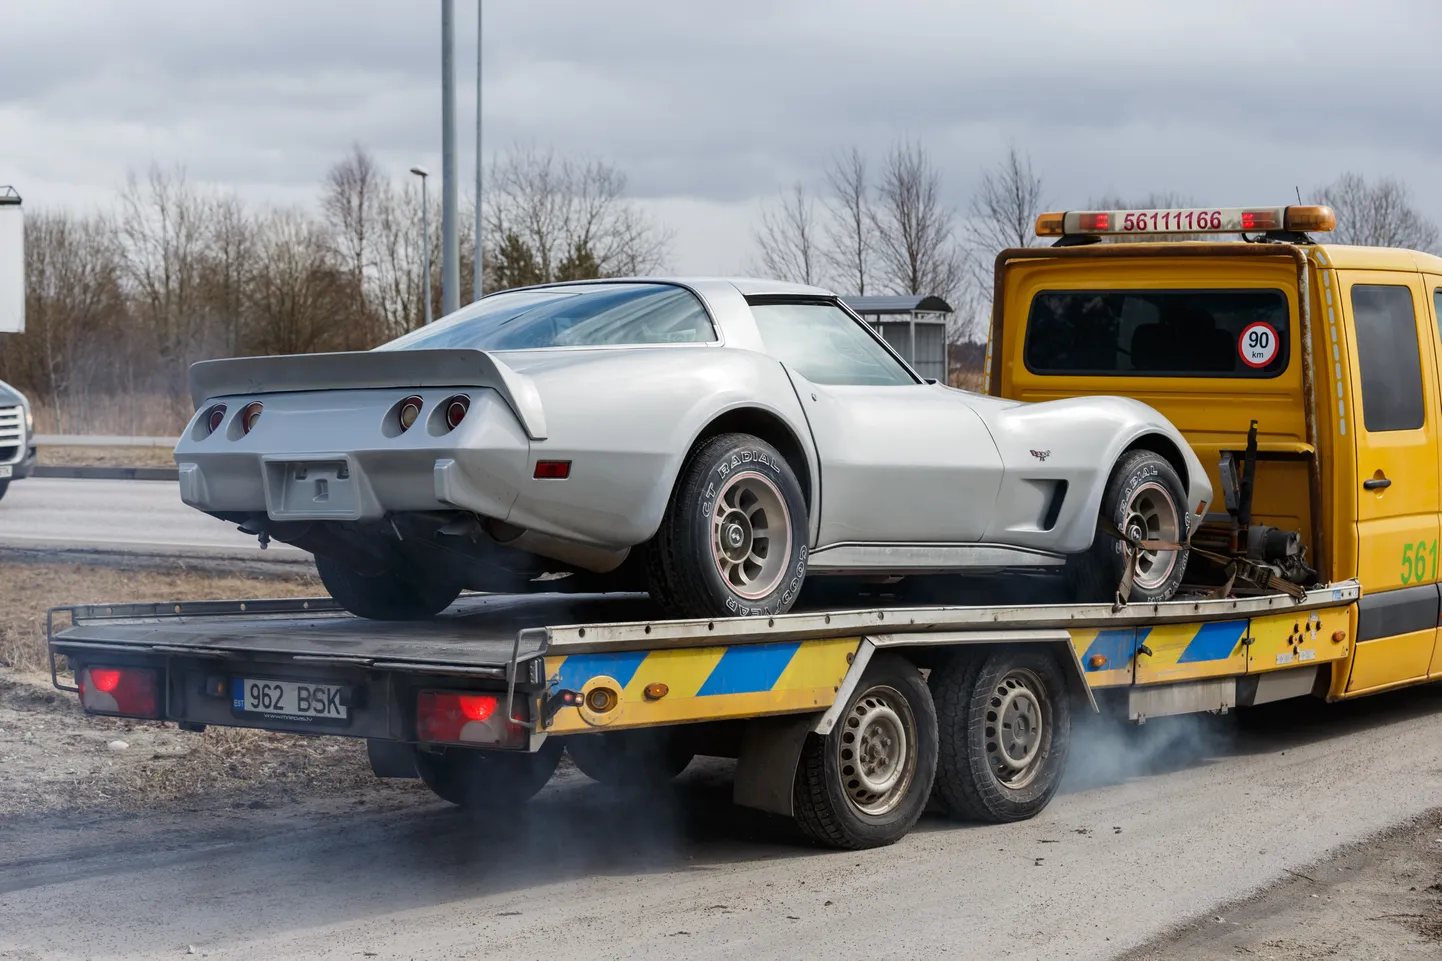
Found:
<box><xmin>0</xmin><ymin>379</ymin><xmax>36</xmax><ymax>500</ymax></box>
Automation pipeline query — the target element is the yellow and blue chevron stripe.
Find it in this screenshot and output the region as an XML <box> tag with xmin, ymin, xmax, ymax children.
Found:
<box><xmin>543</xmin><ymin>637</ymin><xmax>859</xmax><ymax>734</ymax></box>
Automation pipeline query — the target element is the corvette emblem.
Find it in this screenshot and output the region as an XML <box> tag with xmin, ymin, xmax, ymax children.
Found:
<box><xmin>1030</xmin><ymin>449</ymin><xmax>1051</xmax><ymax>462</ymax></box>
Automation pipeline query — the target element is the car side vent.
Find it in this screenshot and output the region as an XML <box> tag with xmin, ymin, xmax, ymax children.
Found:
<box><xmin>1041</xmin><ymin>480</ymin><xmax>1068</xmax><ymax>531</ymax></box>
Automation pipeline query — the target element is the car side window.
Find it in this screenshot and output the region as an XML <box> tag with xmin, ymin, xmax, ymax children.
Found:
<box><xmin>1352</xmin><ymin>284</ymin><xmax>1424</xmax><ymax>432</ymax></box>
<box><xmin>748</xmin><ymin>300</ymin><xmax>917</xmax><ymax>387</ymax></box>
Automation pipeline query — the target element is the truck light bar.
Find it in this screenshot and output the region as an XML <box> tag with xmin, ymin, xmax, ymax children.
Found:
<box><xmin>1035</xmin><ymin>205</ymin><xmax>1336</xmax><ymax>238</ymax></box>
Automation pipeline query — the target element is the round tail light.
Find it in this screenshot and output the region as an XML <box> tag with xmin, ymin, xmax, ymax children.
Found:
<box><xmin>241</xmin><ymin>402</ymin><xmax>263</xmax><ymax>434</ymax></box>
<box><xmin>205</xmin><ymin>405</ymin><xmax>227</xmax><ymax>434</ymax></box>
<box><xmin>398</xmin><ymin>395</ymin><xmax>424</xmax><ymax>432</ymax></box>
<box><xmin>444</xmin><ymin>394</ymin><xmax>470</xmax><ymax>430</ymax></box>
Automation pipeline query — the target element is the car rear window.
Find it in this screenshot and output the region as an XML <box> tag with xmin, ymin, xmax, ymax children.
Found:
<box><xmin>375</xmin><ymin>283</ymin><xmax>716</xmax><ymax>352</ymax></box>
<box><xmin>1024</xmin><ymin>288</ymin><xmax>1290</xmax><ymax>378</ymax></box>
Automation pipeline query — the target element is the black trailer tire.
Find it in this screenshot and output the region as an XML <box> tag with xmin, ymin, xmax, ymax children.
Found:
<box><xmin>1066</xmin><ymin>449</ymin><xmax>1190</xmax><ymax>604</ymax></box>
<box><xmin>792</xmin><ymin>653</ymin><xmax>937</xmax><ymax>850</ymax></box>
<box><xmin>931</xmin><ymin>646</ymin><xmax>1071</xmax><ymax>823</ymax></box>
<box><xmin>565</xmin><ymin>729</ymin><xmax>695</xmax><ymax>786</ymax></box>
<box><xmin>647</xmin><ymin>432</ymin><xmax>809</xmax><ymax>618</ymax></box>
<box><xmin>414</xmin><ymin>739</ymin><xmax>564</xmax><ymax>808</ymax></box>
<box><xmin>315</xmin><ymin>554</ymin><xmax>461</xmax><ymax>621</ymax></box>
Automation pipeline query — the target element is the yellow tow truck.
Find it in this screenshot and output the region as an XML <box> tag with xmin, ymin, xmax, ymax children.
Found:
<box><xmin>48</xmin><ymin>203</ymin><xmax>1437</xmax><ymax>850</ymax></box>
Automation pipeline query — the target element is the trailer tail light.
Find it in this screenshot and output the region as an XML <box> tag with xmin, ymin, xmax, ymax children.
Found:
<box><xmin>241</xmin><ymin>402</ymin><xmax>263</xmax><ymax>434</ymax></box>
<box><xmin>398</xmin><ymin>395</ymin><xmax>424</xmax><ymax>432</ymax></box>
<box><xmin>443</xmin><ymin>394</ymin><xmax>470</xmax><ymax>430</ymax></box>
<box><xmin>534</xmin><ymin>460</ymin><xmax>571</xmax><ymax>479</ymax></box>
<box><xmin>416</xmin><ymin>691</ymin><xmax>523</xmax><ymax>747</ymax></box>
<box><xmin>78</xmin><ymin>665</ymin><xmax>160</xmax><ymax>719</ymax></box>
<box><xmin>204</xmin><ymin>404</ymin><xmax>227</xmax><ymax>435</ymax></box>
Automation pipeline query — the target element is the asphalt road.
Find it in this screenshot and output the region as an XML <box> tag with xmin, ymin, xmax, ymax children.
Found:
<box><xmin>0</xmin><ymin>476</ymin><xmax>303</xmax><ymax>560</ymax></box>
<box><xmin>3</xmin><ymin>686</ymin><xmax>1442</xmax><ymax>961</ymax></box>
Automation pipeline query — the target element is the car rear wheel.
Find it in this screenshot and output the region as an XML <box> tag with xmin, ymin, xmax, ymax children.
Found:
<box><xmin>414</xmin><ymin>740</ymin><xmax>563</xmax><ymax>809</ymax></box>
<box><xmin>647</xmin><ymin>432</ymin><xmax>809</xmax><ymax>618</ymax></box>
<box><xmin>1066</xmin><ymin>449</ymin><xmax>1190</xmax><ymax>604</ymax></box>
<box><xmin>315</xmin><ymin>554</ymin><xmax>461</xmax><ymax>620</ymax></box>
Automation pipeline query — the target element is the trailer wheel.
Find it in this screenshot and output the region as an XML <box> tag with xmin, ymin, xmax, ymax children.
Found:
<box><xmin>565</xmin><ymin>729</ymin><xmax>695</xmax><ymax>786</ymax></box>
<box><xmin>792</xmin><ymin>653</ymin><xmax>937</xmax><ymax>850</ymax></box>
<box><xmin>931</xmin><ymin>647</ymin><xmax>1071</xmax><ymax>823</ymax></box>
<box><xmin>414</xmin><ymin>740</ymin><xmax>563</xmax><ymax>809</ymax></box>
<box><xmin>647</xmin><ymin>432</ymin><xmax>809</xmax><ymax>618</ymax></box>
<box><xmin>315</xmin><ymin>555</ymin><xmax>461</xmax><ymax>620</ymax></box>
<box><xmin>1067</xmin><ymin>449</ymin><xmax>1190</xmax><ymax>604</ymax></box>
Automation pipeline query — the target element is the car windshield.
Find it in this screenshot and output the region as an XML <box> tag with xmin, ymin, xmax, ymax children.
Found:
<box><xmin>373</xmin><ymin>283</ymin><xmax>716</xmax><ymax>352</ymax></box>
<box><xmin>748</xmin><ymin>300</ymin><xmax>917</xmax><ymax>386</ymax></box>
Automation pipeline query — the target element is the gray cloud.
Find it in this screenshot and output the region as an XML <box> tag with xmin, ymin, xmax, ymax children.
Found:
<box><xmin>1</xmin><ymin>0</ymin><xmax>1439</xmax><ymax>273</ymax></box>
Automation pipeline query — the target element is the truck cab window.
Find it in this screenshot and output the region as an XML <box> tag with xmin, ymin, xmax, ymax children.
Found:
<box><xmin>1352</xmin><ymin>285</ymin><xmax>1424</xmax><ymax>432</ymax></box>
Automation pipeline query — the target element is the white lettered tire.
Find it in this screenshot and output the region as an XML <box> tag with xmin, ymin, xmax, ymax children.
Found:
<box><xmin>647</xmin><ymin>433</ymin><xmax>808</xmax><ymax>618</ymax></box>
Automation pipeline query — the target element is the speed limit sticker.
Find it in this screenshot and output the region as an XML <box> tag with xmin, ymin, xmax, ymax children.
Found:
<box><xmin>1238</xmin><ymin>321</ymin><xmax>1279</xmax><ymax>368</ymax></box>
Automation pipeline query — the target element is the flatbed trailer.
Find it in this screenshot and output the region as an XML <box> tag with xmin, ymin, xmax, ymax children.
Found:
<box><xmin>48</xmin><ymin>579</ymin><xmax>1361</xmax><ymax>849</ymax></box>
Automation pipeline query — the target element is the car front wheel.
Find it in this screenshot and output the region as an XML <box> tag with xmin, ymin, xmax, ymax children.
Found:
<box><xmin>647</xmin><ymin>432</ymin><xmax>809</xmax><ymax>618</ymax></box>
<box><xmin>1066</xmin><ymin>449</ymin><xmax>1190</xmax><ymax>604</ymax></box>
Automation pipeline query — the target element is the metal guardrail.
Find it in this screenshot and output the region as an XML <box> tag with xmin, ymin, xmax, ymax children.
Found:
<box><xmin>34</xmin><ymin>434</ymin><xmax>180</xmax><ymax>447</ymax></box>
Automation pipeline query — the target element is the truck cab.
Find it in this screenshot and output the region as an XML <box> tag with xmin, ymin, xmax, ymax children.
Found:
<box><xmin>989</xmin><ymin>204</ymin><xmax>1442</xmax><ymax>700</ymax></box>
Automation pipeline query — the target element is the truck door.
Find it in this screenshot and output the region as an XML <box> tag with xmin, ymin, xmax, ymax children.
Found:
<box><xmin>1428</xmin><ymin>276</ymin><xmax>1442</xmax><ymax>679</ymax></box>
<box><xmin>1341</xmin><ymin>272</ymin><xmax>1441</xmax><ymax>692</ymax></box>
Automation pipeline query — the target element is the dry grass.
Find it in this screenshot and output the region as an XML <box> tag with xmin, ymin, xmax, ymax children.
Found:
<box><xmin>37</xmin><ymin>445</ymin><xmax>179</xmax><ymax>468</ymax></box>
<box><xmin>30</xmin><ymin>393</ymin><xmax>192</xmax><ymax>437</ymax></box>
<box><xmin>949</xmin><ymin>367</ymin><xmax>986</xmax><ymax>392</ymax></box>
<box><xmin>0</xmin><ymin>560</ymin><xmax>425</xmax><ymax>817</ymax></box>
<box><xmin>0</xmin><ymin>562</ymin><xmax>321</xmax><ymax>673</ymax></box>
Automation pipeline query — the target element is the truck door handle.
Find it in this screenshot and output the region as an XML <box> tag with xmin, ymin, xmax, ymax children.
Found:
<box><xmin>1363</xmin><ymin>477</ymin><xmax>1392</xmax><ymax>490</ymax></box>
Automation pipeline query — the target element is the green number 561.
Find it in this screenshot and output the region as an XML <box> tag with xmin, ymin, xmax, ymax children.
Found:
<box><xmin>1401</xmin><ymin>539</ymin><xmax>1438</xmax><ymax>584</ymax></box>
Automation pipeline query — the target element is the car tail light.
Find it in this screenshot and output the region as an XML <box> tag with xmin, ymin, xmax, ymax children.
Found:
<box><xmin>534</xmin><ymin>460</ymin><xmax>571</xmax><ymax>479</ymax></box>
<box><xmin>443</xmin><ymin>394</ymin><xmax>470</xmax><ymax>430</ymax></box>
<box><xmin>241</xmin><ymin>402</ymin><xmax>263</xmax><ymax>434</ymax></box>
<box><xmin>398</xmin><ymin>395</ymin><xmax>424</xmax><ymax>432</ymax></box>
<box><xmin>204</xmin><ymin>404</ymin><xmax>227</xmax><ymax>435</ymax></box>
<box><xmin>416</xmin><ymin>691</ymin><xmax>523</xmax><ymax>747</ymax></box>
<box><xmin>78</xmin><ymin>665</ymin><xmax>160</xmax><ymax>718</ymax></box>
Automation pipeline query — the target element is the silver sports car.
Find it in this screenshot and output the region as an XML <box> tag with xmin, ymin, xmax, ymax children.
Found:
<box><xmin>174</xmin><ymin>278</ymin><xmax>1212</xmax><ymax>619</ymax></box>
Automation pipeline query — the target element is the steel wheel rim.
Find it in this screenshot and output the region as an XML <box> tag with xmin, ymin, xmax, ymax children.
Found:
<box><xmin>711</xmin><ymin>470</ymin><xmax>792</xmax><ymax>600</ymax></box>
<box><xmin>837</xmin><ymin>684</ymin><xmax>916</xmax><ymax>817</ymax></box>
<box><xmin>1124</xmin><ymin>480</ymin><xmax>1181</xmax><ymax>591</ymax></box>
<box><xmin>985</xmin><ymin>668</ymin><xmax>1050</xmax><ymax>789</ymax></box>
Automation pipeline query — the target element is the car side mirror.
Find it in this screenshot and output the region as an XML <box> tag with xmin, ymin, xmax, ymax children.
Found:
<box><xmin>924</xmin><ymin>378</ymin><xmax>939</xmax><ymax>385</ymax></box>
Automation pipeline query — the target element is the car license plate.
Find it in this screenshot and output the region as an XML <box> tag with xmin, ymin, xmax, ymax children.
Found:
<box><xmin>232</xmin><ymin>678</ymin><xmax>347</xmax><ymax>721</ymax></box>
<box><xmin>0</xmin><ymin>465</ymin><xmax>11</xmax><ymax>478</ymax></box>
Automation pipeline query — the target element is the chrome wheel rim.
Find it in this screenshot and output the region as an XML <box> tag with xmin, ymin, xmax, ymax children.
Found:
<box><xmin>1124</xmin><ymin>480</ymin><xmax>1181</xmax><ymax>591</ymax></box>
<box><xmin>985</xmin><ymin>669</ymin><xmax>1049</xmax><ymax>789</ymax></box>
<box><xmin>711</xmin><ymin>470</ymin><xmax>792</xmax><ymax>600</ymax></box>
<box><xmin>837</xmin><ymin>685</ymin><xmax>916</xmax><ymax>817</ymax></box>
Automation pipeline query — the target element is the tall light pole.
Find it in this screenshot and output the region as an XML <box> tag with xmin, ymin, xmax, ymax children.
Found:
<box><xmin>473</xmin><ymin>0</ymin><xmax>483</xmax><ymax>301</ymax></box>
<box><xmin>440</xmin><ymin>0</ymin><xmax>459</xmax><ymax>317</ymax></box>
<box><xmin>410</xmin><ymin>166</ymin><xmax>433</xmax><ymax>326</ymax></box>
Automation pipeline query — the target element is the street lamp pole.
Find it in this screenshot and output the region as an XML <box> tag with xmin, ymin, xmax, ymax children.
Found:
<box><xmin>474</xmin><ymin>0</ymin><xmax>483</xmax><ymax>301</ymax></box>
<box><xmin>410</xmin><ymin>166</ymin><xmax>433</xmax><ymax>326</ymax></box>
<box><xmin>440</xmin><ymin>0</ymin><xmax>459</xmax><ymax>317</ymax></box>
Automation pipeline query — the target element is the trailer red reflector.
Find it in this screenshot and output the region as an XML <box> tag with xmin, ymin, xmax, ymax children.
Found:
<box><xmin>78</xmin><ymin>666</ymin><xmax>159</xmax><ymax>719</ymax></box>
<box><xmin>534</xmin><ymin>460</ymin><xmax>571</xmax><ymax>479</ymax></box>
<box><xmin>416</xmin><ymin>691</ymin><xmax>520</xmax><ymax>747</ymax></box>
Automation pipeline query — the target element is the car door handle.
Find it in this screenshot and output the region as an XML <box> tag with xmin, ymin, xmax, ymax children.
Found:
<box><xmin>1363</xmin><ymin>477</ymin><xmax>1392</xmax><ymax>490</ymax></box>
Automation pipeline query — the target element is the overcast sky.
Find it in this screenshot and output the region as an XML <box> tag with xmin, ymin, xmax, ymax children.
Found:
<box><xmin>2</xmin><ymin>0</ymin><xmax>1440</xmax><ymax>277</ymax></box>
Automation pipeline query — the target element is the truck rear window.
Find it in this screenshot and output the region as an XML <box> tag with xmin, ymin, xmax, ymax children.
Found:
<box><xmin>1024</xmin><ymin>288</ymin><xmax>1289</xmax><ymax>378</ymax></box>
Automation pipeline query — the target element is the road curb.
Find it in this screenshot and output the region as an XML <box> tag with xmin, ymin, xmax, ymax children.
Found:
<box><xmin>0</xmin><ymin>541</ymin><xmax>315</xmax><ymax>578</ymax></box>
<box><xmin>32</xmin><ymin>466</ymin><xmax>180</xmax><ymax>481</ymax></box>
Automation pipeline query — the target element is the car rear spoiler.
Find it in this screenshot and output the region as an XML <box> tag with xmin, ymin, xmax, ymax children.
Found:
<box><xmin>187</xmin><ymin>348</ymin><xmax>548</xmax><ymax>440</ymax></box>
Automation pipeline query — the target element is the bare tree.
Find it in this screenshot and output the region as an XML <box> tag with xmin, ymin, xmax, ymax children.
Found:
<box><xmin>823</xmin><ymin>147</ymin><xmax>873</xmax><ymax>294</ymax></box>
<box><xmin>1314</xmin><ymin>173</ymin><xmax>1440</xmax><ymax>251</ymax></box>
<box><xmin>483</xmin><ymin>146</ymin><xmax>669</xmax><ymax>289</ymax></box>
<box><xmin>870</xmin><ymin>140</ymin><xmax>965</xmax><ymax>303</ymax></box>
<box><xmin>968</xmin><ymin>144</ymin><xmax>1044</xmax><ymax>253</ymax></box>
<box><xmin>245</xmin><ymin>209</ymin><xmax>348</xmax><ymax>356</ymax></box>
<box><xmin>321</xmin><ymin>143</ymin><xmax>381</xmax><ymax>313</ymax></box>
<box><xmin>752</xmin><ymin>183</ymin><xmax>822</xmax><ymax>285</ymax></box>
